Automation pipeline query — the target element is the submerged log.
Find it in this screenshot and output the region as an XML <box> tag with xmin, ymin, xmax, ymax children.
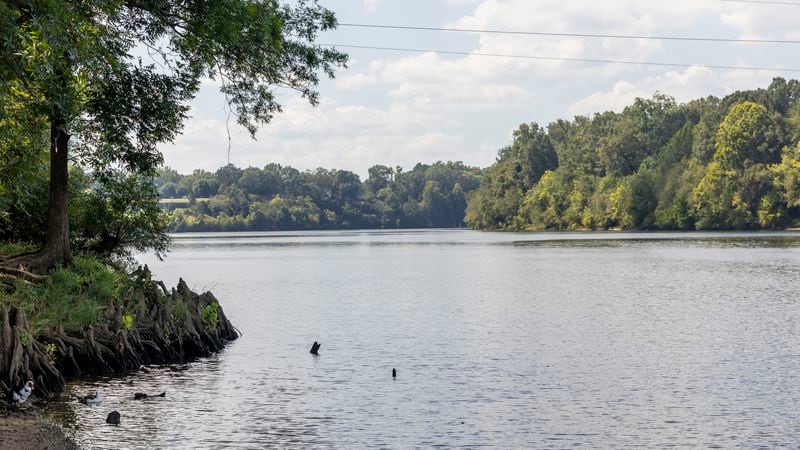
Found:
<box><xmin>0</xmin><ymin>267</ymin><xmax>239</xmax><ymax>397</ymax></box>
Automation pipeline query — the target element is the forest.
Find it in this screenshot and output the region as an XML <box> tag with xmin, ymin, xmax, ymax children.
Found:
<box><xmin>155</xmin><ymin>161</ymin><xmax>481</xmax><ymax>231</ymax></box>
<box><xmin>466</xmin><ymin>78</ymin><xmax>800</xmax><ymax>231</ymax></box>
<box><xmin>154</xmin><ymin>78</ymin><xmax>800</xmax><ymax>234</ymax></box>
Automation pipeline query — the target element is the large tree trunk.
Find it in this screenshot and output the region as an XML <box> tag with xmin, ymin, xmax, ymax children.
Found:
<box><xmin>9</xmin><ymin>117</ymin><xmax>73</xmax><ymax>273</ymax></box>
<box><xmin>41</xmin><ymin>118</ymin><xmax>73</xmax><ymax>265</ymax></box>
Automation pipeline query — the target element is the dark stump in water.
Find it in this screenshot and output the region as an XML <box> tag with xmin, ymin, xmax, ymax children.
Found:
<box><xmin>310</xmin><ymin>341</ymin><xmax>321</xmax><ymax>355</ymax></box>
<box><xmin>106</xmin><ymin>411</ymin><xmax>120</xmax><ymax>425</ymax></box>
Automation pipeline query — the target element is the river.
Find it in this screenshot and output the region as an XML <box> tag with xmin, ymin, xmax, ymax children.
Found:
<box><xmin>48</xmin><ymin>230</ymin><xmax>800</xmax><ymax>448</ymax></box>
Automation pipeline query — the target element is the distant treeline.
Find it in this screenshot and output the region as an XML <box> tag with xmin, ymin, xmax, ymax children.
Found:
<box><xmin>160</xmin><ymin>78</ymin><xmax>800</xmax><ymax>233</ymax></box>
<box><xmin>466</xmin><ymin>78</ymin><xmax>800</xmax><ymax>231</ymax></box>
<box><xmin>156</xmin><ymin>162</ymin><xmax>481</xmax><ymax>231</ymax></box>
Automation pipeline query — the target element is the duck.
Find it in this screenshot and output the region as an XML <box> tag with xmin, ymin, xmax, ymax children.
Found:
<box><xmin>78</xmin><ymin>390</ymin><xmax>102</xmax><ymax>406</ymax></box>
<box><xmin>7</xmin><ymin>380</ymin><xmax>34</xmax><ymax>406</ymax></box>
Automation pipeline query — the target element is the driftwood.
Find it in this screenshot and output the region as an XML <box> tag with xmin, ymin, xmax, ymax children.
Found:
<box><xmin>0</xmin><ymin>267</ymin><xmax>239</xmax><ymax>397</ymax></box>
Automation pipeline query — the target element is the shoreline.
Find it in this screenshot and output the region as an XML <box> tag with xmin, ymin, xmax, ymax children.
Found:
<box><xmin>0</xmin><ymin>405</ymin><xmax>78</xmax><ymax>450</ymax></box>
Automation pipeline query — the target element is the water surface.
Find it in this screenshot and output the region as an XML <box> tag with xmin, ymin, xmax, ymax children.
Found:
<box><xmin>50</xmin><ymin>230</ymin><xmax>800</xmax><ymax>448</ymax></box>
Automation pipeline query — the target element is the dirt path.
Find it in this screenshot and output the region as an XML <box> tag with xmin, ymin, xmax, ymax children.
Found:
<box><xmin>0</xmin><ymin>406</ymin><xmax>77</xmax><ymax>450</ymax></box>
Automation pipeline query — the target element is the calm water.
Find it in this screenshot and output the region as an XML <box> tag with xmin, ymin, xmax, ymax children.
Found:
<box><xmin>48</xmin><ymin>230</ymin><xmax>800</xmax><ymax>448</ymax></box>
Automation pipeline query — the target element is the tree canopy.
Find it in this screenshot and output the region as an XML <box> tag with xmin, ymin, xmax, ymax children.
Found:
<box><xmin>467</xmin><ymin>78</ymin><xmax>800</xmax><ymax>231</ymax></box>
<box><xmin>155</xmin><ymin>161</ymin><xmax>482</xmax><ymax>231</ymax></box>
<box><xmin>0</xmin><ymin>0</ymin><xmax>347</xmax><ymax>271</ymax></box>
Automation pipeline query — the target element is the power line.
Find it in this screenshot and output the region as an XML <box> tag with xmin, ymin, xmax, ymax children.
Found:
<box><xmin>337</xmin><ymin>23</ymin><xmax>800</xmax><ymax>45</ymax></box>
<box><xmin>321</xmin><ymin>43</ymin><xmax>800</xmax><ymax>74</ymax></box>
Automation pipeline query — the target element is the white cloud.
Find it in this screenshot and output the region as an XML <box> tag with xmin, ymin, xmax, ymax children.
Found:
<box><xmin>568</xmin><ymin>65</ymin><xmax>777</xmax><ymax>116</ymax></box>
<box><xmin>161</xmin><ymin>96</ymin><xmax>471</xmax><ymax>176</ymax></box>
<box><xmin>721</xmin><ymin>4</ymin><xmax>800</xmax><ymax>40</ymax></box>
<box><xmin>162</xmin><ymin>0</ymin><xmax>798</xmax><ymax>176</ymax></box>
<box><xmin>335</xmin><ymin>73</ymin><xmax>377</xmax><ymax>91</ymax></box>
<box><xmin>335</xmin><ymin>0</ymin><xmax>739</xmax><ymax>117</ymax></box>
<box><xmin>362</xmin><ymin>0</ymin><xmax>381</xmax><ymax>14</ymax></box>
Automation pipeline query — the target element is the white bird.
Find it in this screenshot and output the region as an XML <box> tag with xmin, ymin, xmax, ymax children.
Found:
<box><xmin>78</xmin><ymin>390</ymin><xmax>102</xmax><ymax>406</ymax></box>
<box><xmin>8</xmin><ymin>380</ymin><xmax>35</xmax><ymax>406</ymax></box>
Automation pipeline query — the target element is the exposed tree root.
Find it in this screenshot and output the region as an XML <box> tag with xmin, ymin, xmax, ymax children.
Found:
<box><xmin>0</xmin><ymin>266</ymin><xmax>46</xmax><ymax>284</ymax></box>
<box><xmin>0</xmin><ymin>266</ymin><xmax>239</xmax><ymax>397</ymax></box>
<box><xmin>2</xmin><ymin>250</ymin><xmax>60</xmax><ymax>278</ymax></box>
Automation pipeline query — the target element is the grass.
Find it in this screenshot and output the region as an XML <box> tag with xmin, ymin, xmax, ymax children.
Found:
<box><xmin>0</xmin><ymin>241</ymin><xmax>36</xmax><ymax>256</ymax></box>
<box><xmin>0</xmin><ymin>255</ymin><xmax>130</xmax><ymax>334</ymax></box>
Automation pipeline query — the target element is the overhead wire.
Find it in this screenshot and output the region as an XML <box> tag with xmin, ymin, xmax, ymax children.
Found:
<box><xmin>337</xmin><ymin>23</ymin><xmax>800</xmax><ymax>45</ymax></box>
<box><xmin>320</xmin><ymin>43</ymin><xmax>800</xmax><ymax>74</ymax></box>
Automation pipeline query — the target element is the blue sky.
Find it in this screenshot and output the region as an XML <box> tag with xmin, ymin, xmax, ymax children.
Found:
<box><xmin>159</xmin><ymin>0</ymin><xmax>800</xmax><ymax>177</ymax></box>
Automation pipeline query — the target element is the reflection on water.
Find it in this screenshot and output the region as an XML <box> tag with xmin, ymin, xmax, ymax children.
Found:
<box><xmin>49</xmin><ymin>230</ymin><xmax>800</xmax><ymax>448</ymax></box>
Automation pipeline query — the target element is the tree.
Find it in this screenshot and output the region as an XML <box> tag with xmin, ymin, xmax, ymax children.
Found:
<box><xmin>215</xmin><ymin>164</ymin><xmax>244</xmax><ymax>189</ymax></box>
<box><xmin>0</xmin><ymin>0</ymin><xmax>347</xmax><ymax>272</ymax></box>
<box><xmin>714</xmin><ymin>102</ymin><xmax>769</xmax><ymax>170</ymax></box>
<box><xmin>71</xmin><ymin>170</ymin><xmax>170</xmax><ymax>260</ymax></box>
<box><xmin>365</xmin><ymin>165</ymin><xmax>394</xmax><ymax>193</ymax></box>
<box><xmin>239</xmin><ymin>166</ymin><xmax>272</xmax><ymax>198</ymax></box>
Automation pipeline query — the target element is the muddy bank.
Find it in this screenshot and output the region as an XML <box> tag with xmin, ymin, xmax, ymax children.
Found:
<box><xmin>0</xmin><ymin>265</ymin><xmax>239</xmax><ymax>398</ymax></box>
<box><xmin>0</xmin><ymin>405</ymin><xmax>78</xmax><ymax>450</ymax></box>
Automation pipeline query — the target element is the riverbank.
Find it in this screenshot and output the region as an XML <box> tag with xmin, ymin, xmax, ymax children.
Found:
<box><xmin>0</xmin><ymin>255</ymin><xmax>239</xmax><ymax>397</ymax></box>
<box><xmin>0</xmin><ymin>405</ymin><xmax>77</xmax><ymax>450</ymax></box>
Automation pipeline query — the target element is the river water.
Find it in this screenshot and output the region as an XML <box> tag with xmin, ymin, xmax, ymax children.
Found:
<box><xmin>48</xmin><ymin>230</ymin><xmax>800</xmax><ymax>448</ymax></box>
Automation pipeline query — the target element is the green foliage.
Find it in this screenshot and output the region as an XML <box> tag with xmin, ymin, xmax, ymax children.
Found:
<box><xmin>465</xmin><ymin>122</ymin><xmax>556</xmax><ymax>229</ymax></box>
<box><xmin>203</xmin><ymin>302</ymin><xmax>220</xmax><ymax>328</ymax></box>
<box><xmin>0</xmin><ymin>0</ymin><xmax>348</xmax><ymax>263</ymax></box>
<box><xmin>45</xmin><ymin>343</ymin><xmax>57</xmax><ymax>365</ymax></box>
<box><xmin>173</xmin><ymin>299</ymin><xmax>189</xmax><ymax>322</ymax></box>
<box><xmin>0</xmin><ymin>256</ymin><xmax>126</xmax><ymax>333</ymax></box>
<box><xmin>161</xmin><ymin>161</ymin><xmax>482</xmax><ymax>231</ymax></box>
<box><xmin>71</xmin><ymin>169</ymin><xmax>170</xmax><ymax>261</ymax></box>
<box><xmin>19</xmin><ymin>329</ymin><xmax>31</xmax><ymax>347</ymax></box>
<box><xmin>0</xmin><ymin>241</ymin><xmax>36</xmax><ymax>256</ymax></box>
<box><xmin>715</xmin><ymin>102</ymin><xmax>776</xmax><ymax>170</ymax></box>
<box><xmin>122</xmin><ymin>314</ymin><xmax>134</xmax><ymax>331</ymax></box>
<box><xmin>468</xmin><ymin>79</ymin><xmax>800</xmax><ymax>231</ymax></box>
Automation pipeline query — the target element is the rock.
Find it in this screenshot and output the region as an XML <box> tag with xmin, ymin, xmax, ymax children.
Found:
<box><xmin>106</xmin><ymin>411</ymin><xmax>120</xmax><ymax>425</ymax></box>
<box><xmin>309</xmin><ymin>341</ymin><xmax>321</xmax><ymax>355</ymax></box>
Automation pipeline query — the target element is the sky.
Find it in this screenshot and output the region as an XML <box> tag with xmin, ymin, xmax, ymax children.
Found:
<box><xmin>158</xmin><ymin>0</ymin><xmax>800</xmax><ymax>178</ymax></box>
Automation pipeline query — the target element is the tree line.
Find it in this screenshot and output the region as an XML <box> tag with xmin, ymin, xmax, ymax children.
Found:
<box><xmin>156</xmin><ymin>161</ymin><xmax>481</xmax><ymax>231</ymax></box>
<box><xmin>466</xmin><ymin>78</ymin><xmax>800</xmax><ymax>231</ymax></box>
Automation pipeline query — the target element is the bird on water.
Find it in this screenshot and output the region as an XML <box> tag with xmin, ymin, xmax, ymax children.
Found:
<box><xmin>78</xmin><ymin>391</ymin><xmax>102</xmax><ymax>406</ymax></box>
